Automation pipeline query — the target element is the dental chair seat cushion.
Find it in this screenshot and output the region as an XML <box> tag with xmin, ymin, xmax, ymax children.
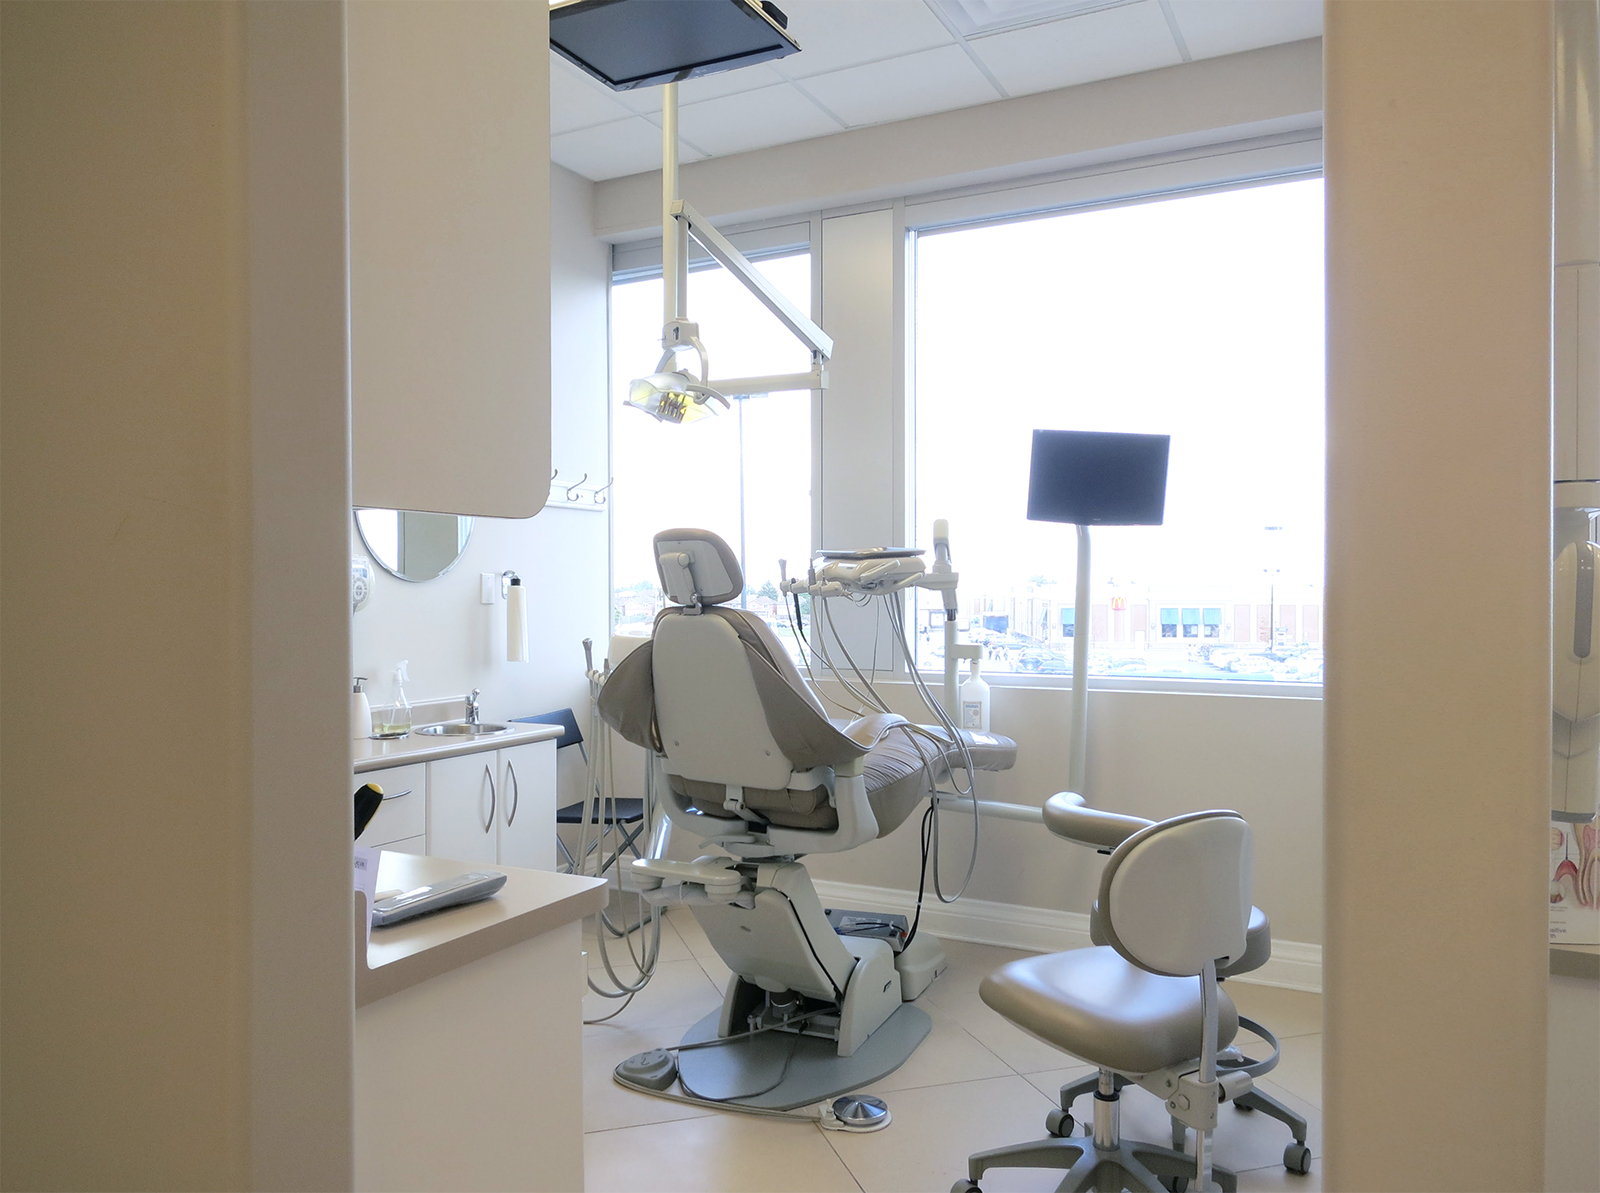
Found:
<box><xmin>1088</xmin><ymin>901</ymin><xmax>1271</xmax><ymax>979</ymax></box>
<box><xmin>669</xmin><ymin>725</ymin><xmax>935</xmax><ymax>833</ymax></box>
<box><xmin>980</xmin><ymin>946</ymin><xmax>1239</xmax><ymax>1076</ymax></box>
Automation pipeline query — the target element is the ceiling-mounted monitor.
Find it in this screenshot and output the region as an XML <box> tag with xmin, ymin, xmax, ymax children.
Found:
<box><xmin>1026</xmin><ymin>429</ymin><xmax>1170</xmax><ymax>526</ymax></box>
<box><xmin>550</xmin><ymin>0</ymin><xmax>800</xmax><ymax>92</ymax></box>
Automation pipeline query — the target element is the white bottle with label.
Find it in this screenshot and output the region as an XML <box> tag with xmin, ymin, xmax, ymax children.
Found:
<box><xmin>958</xmin><ymin>657</ymin><xmax>991</xmax><ymax>733</ymax></box>
<box><xmin>352</xmin><ymin>676</ymin><xmax>372</xmax><ymax>740</ymax></box>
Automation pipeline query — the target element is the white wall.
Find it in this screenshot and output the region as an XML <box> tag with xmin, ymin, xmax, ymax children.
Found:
<box><xmin>353</xmin><ymin>163</ymin><xmax>610</xmax><ymax>810</ymax></box>
<box><xmin>803</xmin><ymin>683</ymin><xmax>1324</xmax><ymax>946</ymax></box>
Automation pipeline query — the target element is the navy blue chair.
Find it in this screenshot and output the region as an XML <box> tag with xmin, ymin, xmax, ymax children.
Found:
<box><xmin>512</xmin><ymin>708</ymin><xmax>646</xmax><ymax>875</ymax></box>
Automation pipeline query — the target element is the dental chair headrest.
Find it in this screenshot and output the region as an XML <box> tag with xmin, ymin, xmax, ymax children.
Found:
<box><xmin>654</xmin><ymin>528</ymin><xmax>743</xmax><ymax>607</ymax></box>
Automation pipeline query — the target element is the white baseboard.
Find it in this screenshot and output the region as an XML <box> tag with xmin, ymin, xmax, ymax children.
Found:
<box><xmin>814</xmin><ymin>879</ymin><xmax>1322</xmax><ymax>994</ymax></box>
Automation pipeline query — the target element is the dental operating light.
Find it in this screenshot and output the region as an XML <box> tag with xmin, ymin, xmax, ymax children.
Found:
<box><xmin>601</xmin><ymin>6</ymin><xmax>832</xmax><ymax>425</ymax></box>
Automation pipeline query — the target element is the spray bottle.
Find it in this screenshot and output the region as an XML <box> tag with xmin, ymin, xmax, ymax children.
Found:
<box><xmin>959</xmin><ymin>654</ymin><xmax>991</xmax><ymax>733</ymax></box>
<box><xmin>375</xmin><ymin>660</ymin><xmax>412</xmax><ymax>737</ymax></box>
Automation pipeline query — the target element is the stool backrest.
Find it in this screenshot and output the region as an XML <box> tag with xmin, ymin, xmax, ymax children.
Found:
<box><xmin>1096</xmin><ymin>810</ymin><xmax>1252</xmax><ymax>979</ymax></box>
<box><xmin>513</xmin><ymin>707</ymin><xmax>584</xmax><ymax>750</ymax></box>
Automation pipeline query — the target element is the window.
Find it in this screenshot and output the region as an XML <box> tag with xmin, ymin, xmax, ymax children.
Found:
<box><xmin>913</xmin><ymin>178</ymin><xmax>1324</xmax><ymax>685</ymax></box>
<box><xmin>610</xmin><ymin>251</ymin><xmax>812</xmax><ymax>647</ymax></box>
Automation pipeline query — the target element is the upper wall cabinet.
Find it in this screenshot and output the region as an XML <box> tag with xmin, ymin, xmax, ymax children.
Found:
<box><xmin>348</xmin><ymin>0</ymin><xmax>550</xmax><ymax>518</ymax></box>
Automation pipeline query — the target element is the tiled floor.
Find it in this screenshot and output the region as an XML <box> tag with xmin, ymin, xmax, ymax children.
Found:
<box><xmin>581</xmin><ymin>912</ymin><xmax>1323</xmax><ymax>1193</ymax></box>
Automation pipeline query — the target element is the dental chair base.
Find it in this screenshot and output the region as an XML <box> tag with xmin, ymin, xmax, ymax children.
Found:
<box><xmin>674</xmin><ymin>1002</ymin><xmax>931</xmax><ymax>1111</ymax></box>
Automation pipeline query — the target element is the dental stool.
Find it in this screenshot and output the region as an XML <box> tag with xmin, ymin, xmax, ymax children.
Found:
<box><xmin>955</xmin><ymin>808</ymin><xmax>1256</xmax><ymax>1193</ymax></box>
<box><xmin>1048</xmin><ymin>801</ymin><xmax>1310</xmax><ymax>1184</ymax></box>
<box><xmin>597</xmin><ymin>528</ymin><xmax>1012</xmax><ymax>1110</ymax></box>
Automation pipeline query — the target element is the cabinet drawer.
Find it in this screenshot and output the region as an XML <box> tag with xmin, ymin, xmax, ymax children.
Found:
<box><xmin>357</xmin><ymin>762</ymin><xmax>426</xmax><ymax>848</ymax></box>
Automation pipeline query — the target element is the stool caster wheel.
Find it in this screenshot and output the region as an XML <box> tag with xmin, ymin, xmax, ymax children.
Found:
<box><xmin>1235</xmin><ymin>1102</ymin><xmax>1255</xmax><ymax>1112</ymax></box>
<box><xmin>951</xmin><ymin>1180</ymin><xmax>981</xmax><ymax>1193</ymax></box>
<box><xmin>1159</xmin><ymin>1177</ymin><xmax>1188</xmax><ymax>1193</ymax></box>
<box><xmin>1045</xmin><ymin>1108</ymin><xmax>1075</xmax><ymax>1137</ymax></box>
<box><xmin>1284</xmin><ymin>1142</ymin><xmax>1312</xmax><ymax>1174</ymax></box>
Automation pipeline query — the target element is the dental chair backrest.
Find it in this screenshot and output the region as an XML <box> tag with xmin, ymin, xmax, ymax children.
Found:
<box><xmin>619</xmin><ymin>529</ymin><xmax>879</xmax><ymax>843</ymax></box>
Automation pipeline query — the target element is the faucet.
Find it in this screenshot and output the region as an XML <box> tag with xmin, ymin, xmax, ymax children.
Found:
<box><xmin>466</xmin><ymin>688</ymin><xmax>481</xmax><ymax>725</ymax></box>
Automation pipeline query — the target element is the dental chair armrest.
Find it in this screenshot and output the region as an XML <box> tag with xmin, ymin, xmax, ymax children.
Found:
<box><xmin>840</xmin><ymin>712</ymin><xmax>910</xmax><ymax>749</ymax></box>
<box><xmin>1042</xmin><ymin>792</ymin><xmax>1154</xmax><ymax>850</ymax></box>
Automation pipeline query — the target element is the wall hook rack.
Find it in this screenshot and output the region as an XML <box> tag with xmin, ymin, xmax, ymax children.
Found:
<box><xmin>546</xmin><ymin>469</ymin><xmax>610</xmax><ymax>513</ymax></box>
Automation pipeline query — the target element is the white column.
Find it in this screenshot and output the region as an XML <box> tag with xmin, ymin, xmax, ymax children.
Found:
<box><xmin>1324</xmin><ymin>3</ymin><xmax>1552</xmax><ymax>1188</ymax></box>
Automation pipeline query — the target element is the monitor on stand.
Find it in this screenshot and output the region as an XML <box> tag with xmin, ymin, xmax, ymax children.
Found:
<box><xmin>1026</xmin><ymin>430</ymin><xmax>1170</xmax><ymax>795</ymax></box>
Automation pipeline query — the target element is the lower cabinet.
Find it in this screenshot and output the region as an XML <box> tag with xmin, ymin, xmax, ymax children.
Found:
<box><xmin>424</xmin><ymin>739</ymin><xmax>556</xmax><ymax>870</ymax></box>
<box><xmin>427</xmin><ymin>753</ymin><xmax>500</xmax><ymax>864</ymax></box>
<box><xmin>356</xmin><ymin>763</ymin><xmax>427</xmax><ymax>851</ymax></box>
<box><xmin>496</xmin><ymin>740</ymin><xmax>557</xmax><ymax>870</ymax></box>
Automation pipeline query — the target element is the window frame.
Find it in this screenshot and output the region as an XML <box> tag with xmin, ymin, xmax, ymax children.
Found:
<box><xmin>904</xmin><ymin>153</ymin><xmax>1326</xmax><ymax>698</ymax></box>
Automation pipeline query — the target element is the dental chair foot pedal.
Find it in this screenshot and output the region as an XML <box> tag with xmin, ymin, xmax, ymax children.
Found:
<box><xmin>825</xmin><ymin>907</ymin><xmax>909</xmax><ymax>950</ymax></box>
<box><xmin>616</xmin><ymin>1049</ymin><xmax>679</xmax><ymax>1092</ymax></box>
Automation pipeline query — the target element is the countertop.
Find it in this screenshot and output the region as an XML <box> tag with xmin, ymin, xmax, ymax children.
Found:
<box><xmin>354</xmin><ymin>720</ymin><xmax>562</xmax><ymax>773</ymax></box>
<box><xmin>1551</xmin><ymin>942</ymin><xmax>1600</xmax><ymax>980</ymax></box>
<box><xmin>357</xmin><ymin>850</ymin><xmax>607</xmax><ymax>1007</ymax></box>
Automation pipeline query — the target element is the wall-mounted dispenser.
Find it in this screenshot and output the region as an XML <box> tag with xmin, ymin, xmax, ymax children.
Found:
<box><xmin>503</xmin><ymin>571</ymin><xmax>529</xmax><ymax>663</ymax></box>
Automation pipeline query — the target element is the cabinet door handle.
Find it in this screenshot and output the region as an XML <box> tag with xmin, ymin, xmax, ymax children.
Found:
<box><xmin>483</xmin><ymin>764</ymin><xmax>496</xmax><ymax>834</ymax></box>
<box><xmin>505</xmin><ymin>761</ymin><xmax>519</xmax><ymax>826</ymax></box>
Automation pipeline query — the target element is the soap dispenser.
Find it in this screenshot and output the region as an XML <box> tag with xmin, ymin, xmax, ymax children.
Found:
<box><xmin>375</xmin><ymin>661</ymin><xmax>412</xmax><ymax>738</ymax></box>
<box><xmin>351</xmin><ymin>677</ymin><xmax>372</xmax><ymax>741</ymax></box>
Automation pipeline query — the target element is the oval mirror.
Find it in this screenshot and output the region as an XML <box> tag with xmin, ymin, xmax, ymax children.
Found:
<box><xmin>355</xmin><ymin>509</ymin><xmax>474</xmax><ymax>583</ymax></box>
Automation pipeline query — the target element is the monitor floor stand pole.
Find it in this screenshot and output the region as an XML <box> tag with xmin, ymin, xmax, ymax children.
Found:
<box><xmin>1067</xmin><ymin>524</ymin><xmax>1090</xmax><ymax>796</ymax></box>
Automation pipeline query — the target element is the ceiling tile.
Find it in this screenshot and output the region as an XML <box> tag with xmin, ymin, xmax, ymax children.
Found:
<box><xmin>771</xmin><ymin>0</ymin><xmax>955</xmax><ymax>79</ymax></box>
<box><xmin>1164</xmin><ymin>0</ymin><xmax>1321</xmax><ymax>61</ymax></box>
<box><xmin>549</xmin><ymin>54</ymin><xmax>637</xmax><ymax>135</ymax></box>
<box><xmin>608</xmin><ymin>63</ymin><xmax>791</xmax><ymax>115</ymax></box>
<box><xmin>799</xmin><ymin>43</ymin><xmax>1001</xmax><ymax>128</ymax></box>
<box><xmin>967</xmin><ymin>0</ymin><xmax>1182</xmax><ymax>96</ymax></box>
<box><xmin>551</xmin><ymin>117</ymin><xmax>702</xmax><ymax>182</ymax></box>
<box><xmin>677</xmin><ymin>83</ymin><xmax>844</xmax><ymax>157</ymax></box>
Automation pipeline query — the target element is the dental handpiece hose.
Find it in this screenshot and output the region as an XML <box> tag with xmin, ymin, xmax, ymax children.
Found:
<box><xmin>933</xmin><ymin>519</ymin><xmax>960</xmax><ymax>720</ymax></box>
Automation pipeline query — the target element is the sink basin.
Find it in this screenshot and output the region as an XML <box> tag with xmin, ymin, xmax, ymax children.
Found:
<box><xmin>416</xmin><ymin>722</ymin><xmax>511</xmax><ymax>737</ymax></box>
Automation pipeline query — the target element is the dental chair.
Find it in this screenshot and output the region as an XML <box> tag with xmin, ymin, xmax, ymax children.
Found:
<box><xmin>597</xmin><ymin>528</ymin><xmax>1012</xmax><ymax>1109</ymax></box>
<box><xmin>955</xmin><ymin>802</ymin><xmax>1257</xmax><ymax>1193</ymax></box>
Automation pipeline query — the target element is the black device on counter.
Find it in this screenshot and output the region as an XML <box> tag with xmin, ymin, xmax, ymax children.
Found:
<box><xmin>354</xmin><ymin>782</ymin><xmax>384</xmax><ymax>840</ymax></box>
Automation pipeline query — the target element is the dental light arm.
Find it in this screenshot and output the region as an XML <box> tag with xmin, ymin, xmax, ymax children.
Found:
<box><xmin>637</xmin><ymin>84</ymin><xmax>831</xmax><ymax>415</ymax></box>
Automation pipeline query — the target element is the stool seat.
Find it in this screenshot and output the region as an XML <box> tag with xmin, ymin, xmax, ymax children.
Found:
<box><xmin>980</xmin><ymin>946</ymin><xmax>1238</xmax><ymax>1076</ymax></box>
